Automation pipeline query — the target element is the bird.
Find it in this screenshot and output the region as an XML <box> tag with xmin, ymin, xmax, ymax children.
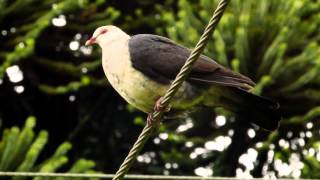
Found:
<box><xmin>85</xmin><ymin>25</ymin><xmax>281</xmax><ymax>131</ymax></box>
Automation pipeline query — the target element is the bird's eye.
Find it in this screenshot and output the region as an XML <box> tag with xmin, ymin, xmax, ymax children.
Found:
<box><xmin>100</xmin><ymin>29</ymin><xmax>108</xmax><ymax>35</ymax></box>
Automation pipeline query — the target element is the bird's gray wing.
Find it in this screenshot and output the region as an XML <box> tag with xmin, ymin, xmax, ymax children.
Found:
<box><xmin>128</xmin><ymin>34</ymin><xmax>255</xmax><ymax>90</ymax></box>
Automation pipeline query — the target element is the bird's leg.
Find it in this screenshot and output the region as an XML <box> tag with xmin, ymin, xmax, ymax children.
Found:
<box><xmin>154</xmin><ymin>97</ymin><xmax>171</xmax><ymax>112</ymax></box>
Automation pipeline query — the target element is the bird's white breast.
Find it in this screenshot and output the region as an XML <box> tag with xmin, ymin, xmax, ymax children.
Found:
<box><xmin>102</xmin><ymin>37</ymin><xmax>169</xmax><ymax>113</ymax></box>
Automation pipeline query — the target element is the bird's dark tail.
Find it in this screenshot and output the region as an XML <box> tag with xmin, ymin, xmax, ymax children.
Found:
<box><xmin>221</xmin><ymin>88</ymin><xmax>281</xmax><ymax>131</ymax></box>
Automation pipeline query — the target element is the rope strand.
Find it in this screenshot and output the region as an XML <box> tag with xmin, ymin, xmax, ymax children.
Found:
<box><xmin>112</xmin><ymin>0</ymin><xmax>230</xmax><ymax>179</ymax></box>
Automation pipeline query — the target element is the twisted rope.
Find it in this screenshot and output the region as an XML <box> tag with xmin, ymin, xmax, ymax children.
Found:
<box><xmin>113</xmin><ymin>0</ymin><xmax>230</xmax><ymax>179</ymax></box>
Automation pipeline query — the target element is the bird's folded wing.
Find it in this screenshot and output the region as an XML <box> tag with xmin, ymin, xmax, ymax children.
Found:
<box><xmin>129</xmin><ymin>34</ymin><xmax>255</xmax><ymax>90</ymax></box>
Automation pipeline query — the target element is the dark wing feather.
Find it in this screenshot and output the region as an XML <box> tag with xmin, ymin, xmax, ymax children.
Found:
<box><xmin>128</xmin><ymin>34</ymin><xmax>255</xmax><ymax>90</ymax></box>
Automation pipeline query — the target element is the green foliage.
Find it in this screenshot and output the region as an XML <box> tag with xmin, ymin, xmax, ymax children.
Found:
<box><xmin>153</xmin><ymin>0</ymin><xmax>320</xmax><ymax>178</ymax></box>
<box><xmin>0</xmin><ymin>0</ymin><xmax>120</xmax><ymax>93</ymax></box>
<box><xmin>0</xmin><ymin>117</ymin><xmax>96</xmax><ymax>180</ymax></box>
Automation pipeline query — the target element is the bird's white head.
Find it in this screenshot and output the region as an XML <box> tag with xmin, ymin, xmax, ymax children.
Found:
<box><xmin>85</xmin><ymin>25</ymin><xmax>129</xmax><ymax>47</ymax></box>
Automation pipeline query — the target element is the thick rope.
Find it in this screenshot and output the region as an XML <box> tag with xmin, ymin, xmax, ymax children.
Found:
<box><xmin>0</xmin><ymin>172</ymin><xmax>264</xmax><ymax>179</ymax></box>
<box><xmin>113</xmin><ymin>0</ymin><xmax>230</xmax><ymax>179</ymax></box>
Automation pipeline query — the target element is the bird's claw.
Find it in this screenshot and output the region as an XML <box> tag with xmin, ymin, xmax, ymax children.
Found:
<box><xmin>154</xmin><ymin>97</ymin><xmax>171</xmax><ymax>112</ymax></box>
<box><xmin>147</xmin><ymin>97</ymin><xmax>171</xmax><ymax>126</ymax></box>
<box><xmin>147</xmin><ymin>113</ymin><xmax>156</xmax><ymax>126</ymax></box>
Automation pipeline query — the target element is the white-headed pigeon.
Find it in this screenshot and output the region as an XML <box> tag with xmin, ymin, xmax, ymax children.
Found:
<box><xmin>86</xmin><ymin>25</ymin><xmax>281</xmax><ymax>130</ymax></box>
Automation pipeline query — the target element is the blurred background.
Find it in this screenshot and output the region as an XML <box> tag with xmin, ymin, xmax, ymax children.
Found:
<box><xmin>0</xmin><ymin>0</ymin><xmax>320</xmax><ymax>179</ymax></box>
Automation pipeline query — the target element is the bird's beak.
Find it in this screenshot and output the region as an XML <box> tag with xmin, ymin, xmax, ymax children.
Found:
<box><xmin>85</xmin><ymin>37</ymin><xmax>96</xmax><ymax>46</ymax></box>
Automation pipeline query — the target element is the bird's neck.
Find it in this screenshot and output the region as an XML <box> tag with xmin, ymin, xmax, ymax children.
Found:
<box><xmin>100</xmin><ymin>33</ymin><xmax>131</xmax><ymax>78</ymax></box>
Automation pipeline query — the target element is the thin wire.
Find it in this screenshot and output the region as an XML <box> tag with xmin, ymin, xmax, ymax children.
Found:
<box><xmin>0</xmin><ymin>172</ymin><xmax>307</xmax><ymax>180</ymax></box>
<box><xmin>112</xmin><ymin>0</ymin><xmax>230</xmax><ymax>179</ymax></box>
<box><xmin>0</xmin><ymin>172</ymin><xmax>227</xmax><ymax>179</ymax></box>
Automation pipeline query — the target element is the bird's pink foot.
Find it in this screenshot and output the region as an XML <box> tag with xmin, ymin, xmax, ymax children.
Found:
<box><xmin>147</xmin><ymin>97</ymin><xmax>172</xmax><ymax>126</ymax></box>
<box><xmin>154</xmin><ymin>97</ymin><xmax>171</xmax><ymax>112</ymax></box>
<box><xmin>147</xmin><ymin>113</ymin><xmax>156</xmax><ymax>126</ymax></box>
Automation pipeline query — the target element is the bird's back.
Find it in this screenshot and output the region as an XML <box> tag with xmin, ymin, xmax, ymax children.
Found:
<box><xmin>128</xmin><ymin>34</ymin><xmax>280</xmax><ymax>130</ymax></box>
